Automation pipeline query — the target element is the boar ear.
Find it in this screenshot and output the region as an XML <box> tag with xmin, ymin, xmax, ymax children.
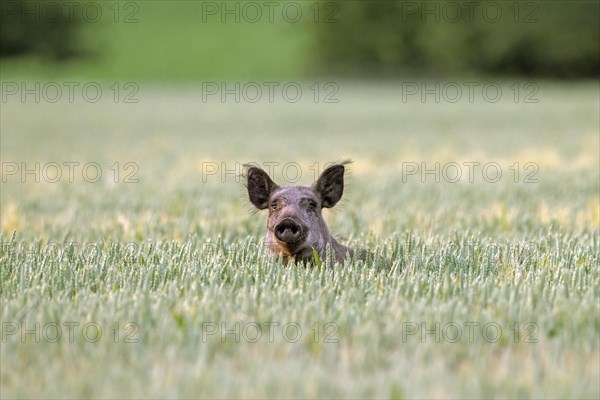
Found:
<box><xmin>313</xmin><ymin>164</ymin><xmax>346</xmax><ymax>208</ymax></box>
<box><xmin>245</xmin><ymin>165</ymin><xmax>279</xmax><ymax>210</ymax></box>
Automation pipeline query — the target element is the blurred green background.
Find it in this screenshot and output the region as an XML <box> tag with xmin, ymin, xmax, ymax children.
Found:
<box><xmin>1</xmin><ymin>0</ymin><xmax>598</xmax><ymax>81</ymax></box>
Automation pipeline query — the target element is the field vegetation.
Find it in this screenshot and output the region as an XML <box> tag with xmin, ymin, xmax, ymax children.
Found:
<box><xmin>1</xmin><ymin>81</ymin><xmax>598</xmax><ymax>398</ymax></box>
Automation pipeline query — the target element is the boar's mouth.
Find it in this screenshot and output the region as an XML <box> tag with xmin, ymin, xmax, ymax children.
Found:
<box><xmin>266</xmin><ymin>240</ymin><xmax>315</xmax><ymax>264</ymax></box>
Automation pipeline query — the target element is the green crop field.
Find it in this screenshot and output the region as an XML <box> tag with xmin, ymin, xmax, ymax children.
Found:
<box><xmin>1</xmin><ymin>81</ymin><xmax>599</xmax><ymax>398</ymax></box>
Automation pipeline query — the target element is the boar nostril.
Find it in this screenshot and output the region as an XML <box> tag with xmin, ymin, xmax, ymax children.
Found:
<box><xmin>274</xmin><ymin>219</ymin><xmax>303</xmax><ymax>243</ymax></box>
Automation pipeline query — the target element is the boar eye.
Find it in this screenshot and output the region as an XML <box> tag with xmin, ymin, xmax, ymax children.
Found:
<box><xmin>307</xmin><ymin>201</ymin><xmax>317</xmax><ymax>211</ymax></box>
<box><xmin>270</xmin><ymin>202</ymin><xmax>278</xmax><ymax>210</ymax></box>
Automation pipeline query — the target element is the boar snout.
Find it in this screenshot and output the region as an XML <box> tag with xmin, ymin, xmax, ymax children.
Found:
<box><xmin>274</xmin><ymin>218</ymin><xmax>305</xmax><ymax>244</ymax></box>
